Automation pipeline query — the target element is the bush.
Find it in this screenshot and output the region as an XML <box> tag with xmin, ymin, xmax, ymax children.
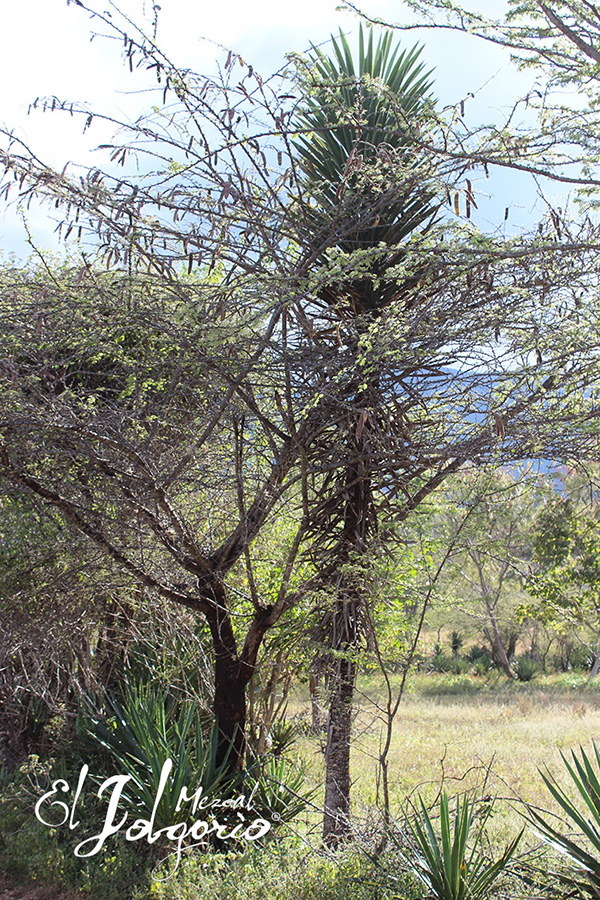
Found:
<box><xmin>0</xmin><ymin>756</ymin><xmax>154</xmax><ymax>900</ymax></box>
<box><xmin>471</xmin><ymin>659</ymin><xmax>490</xmax><ymax>678</ymax></box>
<box><xmin>76</xmin><ymin>682</ymin><xmax>235</xmax><ymax>832</ymax></box>
<box><xmin>429</xmin><ymin>643</ymin><xmax>452</xmax><ymax>674</ymax></box>
<box><xmin>77</xmin><ymin>680</ymin><xmax>313</xmax><ymax>839</ymax></box>
<box><xmin>150</xmin><ymin>842</ymin><xmax>416</xmax><ymax>900</ymax></box>
<box><xmin>449</xmin><ymin>631</ymin><xmax>464</xmax><ymax>658</ymax></box>
<box><xmin>514</xmin><ymin>656</ymin><xmax>536</xmax><ymax>682</ymax></box>
<box><xmin>450</xmin><ymin>656</ymin><xmax>470</xmax><ymax>675</ymax></box>
<box><xmin>467</xmin><ymin>645</ymin><xmax>492</xmax><ymax>669</ymax></box>
<box><xmin>392</xmin><ymin>791</ymin><xmax>522</xmax><ymax>900</ymax></box>
<box><xmin>420</xmin><ymin>675</ymin><xmax>480</xmax><ymax>697</ymax></box>
<box><xmin>569</xmin><ymin>645</ymin><xmax>594</xmax><ymax>672</ymax></box>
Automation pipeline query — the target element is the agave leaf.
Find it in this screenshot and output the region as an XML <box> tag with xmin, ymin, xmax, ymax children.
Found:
<box><xmin>398</xmin><ymin>791</ymin><xmax>518</xmax><ymax>900</ymax></box>
<box><xmin>524</xmin><ymin>744</ymin><xmax>600</xmax><ymax>897</ymax></box>
<box><xmin>294</xmin><ymin>22</ymin><xmax>438</xmax><ymax>294</ymax></box>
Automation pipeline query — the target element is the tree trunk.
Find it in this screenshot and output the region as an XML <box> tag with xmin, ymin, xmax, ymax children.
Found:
<box><xmin>589</xmin><ymin>636</ymin><xmax>600</xmax><ymax>679</ymax></box>
<box><xmin>323</xmin><ymin>654</ymin><xmax>356</xmax><ymax>846</ymax></box>
<box><xmin>199</xmin><ymin>571</ymin><xmax>275</xmax><ymax>772</ymax></box>
<box><xmin>485</xmin><ymin>607</ymin><xmax>513</xmax><ymax>679</ymax></box>
<box><xmin>202</xmin><ymin>579</ymin><xmax>248</xmax><ymax>771</ymax></box>
<box><xmin>213</xmin><ymin>653</ymin><xmax>247</xmax><ymax>769</ymax></box>
<box><xmin>309</xmin><ymin>672</ymin><xmax>325</xmax><ymax>732</ymax></box>
<box><xmin>318</xmin><ymin>431</ymin><xmax>372</xmax><ymax>844</ymax></box>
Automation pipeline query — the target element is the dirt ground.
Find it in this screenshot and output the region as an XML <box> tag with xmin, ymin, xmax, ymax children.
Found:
<box><xmin>0</xmin><ymin>880</ymin><xmax>82</xmax><ymax>900</ymax></box>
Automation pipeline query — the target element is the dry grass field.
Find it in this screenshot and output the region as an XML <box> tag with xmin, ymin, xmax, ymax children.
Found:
<box><xmin>290</xmin><ymin>672</ymin><xmax>600</xmax><ymax>844</ymax></box>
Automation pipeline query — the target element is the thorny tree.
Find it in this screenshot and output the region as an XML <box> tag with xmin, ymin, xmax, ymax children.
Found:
<box><xmin>340</xmin><ymin>0</ymin><xmax>600</xmax><ymax>206</ymax></box>
<box><xmin>2</xmin><ymin>1</ymin><xmax>600</xmax><ymax>838</ymax></box>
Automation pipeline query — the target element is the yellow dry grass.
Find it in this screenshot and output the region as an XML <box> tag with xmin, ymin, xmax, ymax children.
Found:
<box><xmin>290</xmin><ymin>673</ymin><xmax>600</xmax><ymax>844</ymax></box>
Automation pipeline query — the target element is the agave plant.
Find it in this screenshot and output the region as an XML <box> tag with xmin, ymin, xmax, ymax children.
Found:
<box><xmin>244</xmin><ymin>753</ymin><xmax>316</xmax><ymax>824</ymax></box>
<box><xmin>77</xmin><ymin>682</ymin><xmax>236</xmax><ymax>830</ymax></box>
<box><xmin>294</xmin><ymin>25</ymin><xmax>441</xmax><ymax>312</ymax></box>
<box><xmin>77</xmin><ymin>681</ymin><xmax>315</xmax><ymax>838</ymax></box>
<box><xmin>394</xmin><ymin>791</ymin><xmax>522</xmax><ymax>900</ymax></box>
<box><xmin>527</xmin><ymin>743</ymin><xmax>600</xmax><ymax>897</ymax></box>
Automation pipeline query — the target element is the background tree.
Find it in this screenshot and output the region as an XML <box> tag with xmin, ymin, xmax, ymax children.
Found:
<box><xmin>435</xmin><ymin>468</ymin><xmax>544</xmax><ymax>677</ymax></box>
<box><xmin>525</xmin><ymin>491</ymin><xmax>600</xmax><ymax>676</ymax></box>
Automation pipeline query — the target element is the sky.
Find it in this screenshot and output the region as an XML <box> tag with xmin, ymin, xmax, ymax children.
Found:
<box><xmin>0</xmin><ymin>0</ymin><xmax>552</xmax><ymax>258</ymax></box>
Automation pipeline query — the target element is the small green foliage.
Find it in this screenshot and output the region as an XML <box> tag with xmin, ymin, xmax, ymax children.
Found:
<box><xmin>268</xmin><ymin>719</ymin><xmax>300</xmax><ymax>757</ymax></box>
<box><xmin>77</xmin><ymin>683</ymin><xmax>236</xmax><ymax>832</ymax></box>
<box><xmin>77</xmin><ymin>680</ymin><xmax>313</xmax><ymax>841</ymax></box>
<box><xmin>0</xmin><ymin>757</ymin><xmax>153</xmax><ymax>900</ymax></box>
<box><xmin>429</xmin><ymin>642</ymin><xmax>452</xmax><ymax>673</ymax></box>
<box><xmin>470</xmin><ymin>659</ymin><xmax>488</xmax><ymax>677</ymax></box>
<box><xmin>515</xmin><ymin>656</ymin><xmax>536</xmax><ymax>682</ymax></box>
<box><xmin>150</xmin><ymin>843</ymin><xmax>408</xmax><ymax>900</ymax></box>
<box><xmin>468</xmin><ymin>645</ymin><xmax>493</xmax><ymax>677</ymax></box>
<box><xmin>450</xmin><ymin>631</ymin><xmax>464</xmax><ymax>658</ymax></box>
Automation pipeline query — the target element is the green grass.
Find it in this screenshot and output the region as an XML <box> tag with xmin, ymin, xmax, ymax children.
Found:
<box><xmin>149</xmin><ymin>843</ymin><xmax>417</xmax><ymax>900</ymax></box>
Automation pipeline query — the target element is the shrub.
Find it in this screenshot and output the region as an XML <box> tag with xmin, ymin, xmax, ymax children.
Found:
<box><xmin>150</xmin><ymin>843</ymin><xmax>415</xmax><ymax>900</ymax></box>
<box><xmin>471</xmin><ymin>659</ymin><xmax>489</xmax><ymax>678</ymax></box>
<box><xmin>245</xmin><ymin>754</ymin><xmax>315</xmax><ymax>824</ymax></box>
<box><xmin>429</xmin><ymin>643</ymin><xmax>451</xmax><ymax>674</ymax></box>
<box><xmin>569</xmin><ymin>645</ymin><xmax>594</xmax><ymax>672</ymax></box>
<box><xmin>0</xmin><ymin>756</ymin><xmax>154</xmax><ymax>900</ymax></box>
<box><xmin>77</xmin><ymin>681</ymin><xmax>313</xmax><ymax>838</ymax></box>
<box><xmin>449</xmin><ymin>631</ymin><xmax>464</xmax><ymax>658</ymax></box>
<box><xmin>392</xmin><ymin>791</ymin><xmax>522</xmax><ymax>900</ymax></box>
<box><xmin>76</xmin><ymin>682</ymin><xmax>235</xmax><ymax>831</ymax></box>
<box><xmin>450</xmin><ymin>656</ymin><xmax>470</xmax><ymax>675</ymax></box>
<box><xmin>269</xmin><ymin>718</ymin><xmax>300</xmax><ymax>757</ymax></box>
<box><xmin>514</xmin><ymin>656</ymin><xmax>536</xmax><ymax>682</ymax></box>
<box><xmin>467</xmin><ymin>645</ymin><xmax>492</xmax><ymax>669</ymax></box>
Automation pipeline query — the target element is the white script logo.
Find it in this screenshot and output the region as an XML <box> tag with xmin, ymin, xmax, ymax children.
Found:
<box><xmin>34</xmin><ymin>759</ymin><xmax>271</xmax><ymax>868</ymax></box>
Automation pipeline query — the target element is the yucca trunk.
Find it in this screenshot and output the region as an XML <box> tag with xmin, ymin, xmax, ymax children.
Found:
<box><xmin>309</xmin><ymin>672</ymin><xmax>326</xmax><ymax>732</ymax></box>
<box><xmin>323</xmin><ymin>647</ymin><xmax>357</xmax><ymax>844</ymax></box>
<box><xmin>322</xmin><ymin>458</ymin><xmax>370</xmax><ymax>846</ymax></box>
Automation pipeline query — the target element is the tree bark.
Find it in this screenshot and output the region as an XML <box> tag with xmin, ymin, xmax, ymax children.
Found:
<box><xmin>201</xmin><ymin>578</ymin><xmax>248</xmax><ymax>771</ymax></box>
<box><xmin>589</xmin><ymin>635</ymin><xmax>600</xmax><ymax>679</ymax></box>
<box><xmin>213</xmin><ymin>653</ymin><xmax>247</xmax><ymax>770</ymax></box>
<box><xmin>201</xmin><ymin>575</ymin><xmax>275</xmax><ymax>770</ymax></box>
<box><xmin>319</xmin><ymin>434</ymin><xmax>371</xmax><ymax>845</ymax></box>
<box><xmin>323</xmin><ymin>654</ymin><xmax>356</xmax><ymax>846</ymax></box>
<box><xmin>485</xmin><ymin>606</ymin><xmax>514</xmax><ymax>679</ymax></box>
<box><xmin>309</xmin><ymin>672</ymin><xmax>325</xmax><ymax>733</ymax></box>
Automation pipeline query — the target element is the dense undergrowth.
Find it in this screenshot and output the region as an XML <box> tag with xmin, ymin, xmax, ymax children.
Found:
<box><xmin>2</xmin><ymin>675</ymin><xmax>600</xmax><ymax>899</ymax></box>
